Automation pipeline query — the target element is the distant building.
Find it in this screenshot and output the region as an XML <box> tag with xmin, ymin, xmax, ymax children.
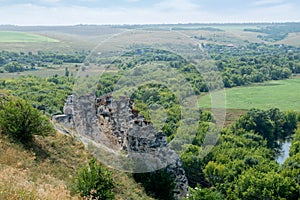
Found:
<box><xmin>226</xmin><ymin>44</ymin><xmax>235</xmax><ymax>48</ymax></box>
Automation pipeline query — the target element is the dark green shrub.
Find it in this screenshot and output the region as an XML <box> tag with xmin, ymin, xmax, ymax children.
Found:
<box><xmin>0</xmin><ymin>96</ymin><xmax>54</xmax><ymax>143</ymax></box>
<box><xmin>186</xmin><ymin>187</ymin><xmax>224</xmax><ymax>200</ymax></box>
<box><xmin>134</xmin><ymin>168</ymin><xmax>176</xmax><ymax>200</ymax></box>
<box><xmin>75</xmin><ymin>158</ymin><xmax>115</xmax><ymax>199</ymax></box>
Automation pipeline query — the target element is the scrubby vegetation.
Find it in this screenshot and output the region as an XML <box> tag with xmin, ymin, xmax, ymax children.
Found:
<box><xmin>0</xmin><ymin>95</ymin><xmax>55</xmax><ymax>143</ymax></box>
<box><xmin>0</xmin><ymin>76</ymin><xmax>74</xmax><ymax>115</ymax></box>
<box><xmin>134</xmin><ymin>169</ymin><xmax>176</xmax><ymax>200</ymax></box>
<box><xmin>74</xmin><ymin>158</ymin><xmax>115</xmax><ymax>199</ymax></box>
<box><xmin>0</xmin><ymin>95</ymin><xmax>152</xmax><ymax>199</ymax></box>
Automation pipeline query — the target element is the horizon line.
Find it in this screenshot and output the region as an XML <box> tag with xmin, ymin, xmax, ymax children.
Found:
<box><xmin>1</xmin><ymin>21</ymin><xmax>300</xmax><ymax>27</ymax></box>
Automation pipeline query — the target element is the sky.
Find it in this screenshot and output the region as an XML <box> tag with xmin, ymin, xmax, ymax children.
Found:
<box><xmin>0</xmin><ymin>0</ymin><xmax>299</xmax><ymax>25</ymax></box>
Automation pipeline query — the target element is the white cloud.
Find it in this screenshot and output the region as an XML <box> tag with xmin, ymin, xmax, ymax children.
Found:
<box><xmin>245</xmin><ymin>3</ymin><xmax>299</xmax><ymax>21</ymax></box>
<box><xmin>155</xmin><ymin>0</ymin><xmax>201</xmax><ymax>12</ymax></box>
<box><xmin>254</xmin><ymin>0</ymin><xmax>283</xmax><ymax>6</ymax></box>
<box><xmin>0</xmin><ymin>3</ymin><xmax>217</xmax><ymax>25</ymax></box>
<box><xmin>40</xmin><ymin>0</ymin><xmax>60</xmax><ymax>3</ymax></box>
<box><xmin>77</xmin><ymin>0</ymin><xmax>97</xmax><ymax>2</ymax></box>
<box><xmin>126</xmin><ymin>0</ymin><xmax>141</xmax><ymax>3</ymax></box>
<box><xmin>0</xmin><ymin>2</ymin><xmax>298</xmax><ymax>26</ymax></box>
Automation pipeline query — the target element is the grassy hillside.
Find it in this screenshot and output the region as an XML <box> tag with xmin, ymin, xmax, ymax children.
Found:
<box><xmin>0</xmin><ymin>132</ymin><xmax>152</xmax><ymax>199</ymax></box>
<box><xmin>199</xmin><ymin>77</ymin><xmax>300</xmax><ymax>111</ymax></box>
<box><xmin>277</xmin><ymin>32</ymin><xmax>300</xmax><ymax>46</ymax></box>
<box><xmin>0</xmin><ymin>31</ymin><xmax>59</xmax><ymax>43</ymax></box>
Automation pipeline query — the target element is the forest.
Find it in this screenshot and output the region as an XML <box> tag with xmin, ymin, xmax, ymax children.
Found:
<box><xmin>0</xmin><ymin>50</ymin><xmax>87</xmax><ymax>73</ymax></box>
<box><xmin>244</xmin><ymin>23</ymin><xmax>300</xmax><ymax>42</ymax></box>
<box><xmin>0</xmin><ymin>23</ymin><xmax>300</xmax><ymax>199</ymax></box>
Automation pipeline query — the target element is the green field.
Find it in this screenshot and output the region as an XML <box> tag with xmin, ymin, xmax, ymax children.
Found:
<box><xmin>0</xmin><ymin>31</ymin><xmax>59</xmax><ymax>43</ymax></box>
<box><xmin>199</xmin><ymin>78</ymin><xmax>300</xmax><ymax>111</ymax></box>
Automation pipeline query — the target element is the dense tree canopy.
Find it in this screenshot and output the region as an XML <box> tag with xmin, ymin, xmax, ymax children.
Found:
<box><xmin>0</xmin><ymin>76</ymin><xmax>74</xmax><ymax>115</ymax></box>
<box><xmin>182</xmin><ymin>108</ymin><xmax>300</xmax><ymax>200</ymax></box>
<box><xmin>0</xmin><ymin>95</ymin><xmax>55</xmax><ymax>143</ymax></box>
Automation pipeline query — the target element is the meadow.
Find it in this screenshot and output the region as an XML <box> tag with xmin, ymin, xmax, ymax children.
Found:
<box><xmin>199</xmin><ymin>77</ymin><xmax>300</xmax><ymax>112</ymax></box>
<box><xmin>0</xmin><ymin>31</ymin><xmax>59</xmax><ymax>43</ymax></box>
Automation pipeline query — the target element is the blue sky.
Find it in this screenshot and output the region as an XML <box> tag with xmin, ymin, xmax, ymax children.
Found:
<box><xmin>0</xmin><ymin>0</ymin><xmax>299</xmax><ymax>25</ymax></box>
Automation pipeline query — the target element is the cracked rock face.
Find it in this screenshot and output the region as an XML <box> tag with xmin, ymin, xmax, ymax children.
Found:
<box><xmin>53</xmin><ymin>94</ymin><xmax>188</xmax><ymax>199</ymax></box>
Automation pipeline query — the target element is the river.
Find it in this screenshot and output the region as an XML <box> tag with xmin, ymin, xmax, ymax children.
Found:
<box><xmin>276</xmin><ymin>138</ymin><xmax>293</xmax><ymax>165</ymax></box>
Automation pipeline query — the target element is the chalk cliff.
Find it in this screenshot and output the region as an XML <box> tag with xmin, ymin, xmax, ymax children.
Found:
<box><xmin>53</xmin><ymin>94</ymin><xmax>188</xmax><ymax>199</ymax></box>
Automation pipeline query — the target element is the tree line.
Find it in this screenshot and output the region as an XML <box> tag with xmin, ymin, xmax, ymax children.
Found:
<box><xmin>0</xmin><ymin>50</ymin><xmax>88</xmax><ymax>73</ymax></box>
<box><xmin>205</xmin><ymin>43</ymin><xmax>300</xmax><ymax>87</ymax></box>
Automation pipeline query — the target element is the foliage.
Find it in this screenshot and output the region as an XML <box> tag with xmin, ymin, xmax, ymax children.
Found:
<box><xmin>134</xmin><ymin>168</ymin><xmax>176</xmax><ymax>200</ymax></box>
<box><xmin>234</xmin><ymin>169</ymin><xmax>300</xmax><ymax>199</ymax></box>
<box><xmin>183</xmin><ymin>108</ymin><xmax>299</xmax><ymax>199</ymax></box>
<box><xmin>0</xmin><ymin>50</ymin><xmax>87</xmax><ymax>65</ymax></box>
<box><xmin>180</xmin><ymin>145</ymin><xmax>207</xmax><ymax>187</ymax></box>
<box><xmin>1</xmin><ymin>31</ymin><xmax>300</xmax><ymax>200</ymax></box>
<box><xmin>244</xmin><ymin>23</ymin><xmax>300</xmax><ymax>42</ymax></box>
<box><xmin>97</xmin><ymin>75</ymin><xmax>182</xmax><ymax>139</ymax></box>
<box><xmin>186</xmin><ymin>187</ymin><xmax>224</xmax><ymax>200</ymax></box>
<box><xmin>0</xmin><ymin>130</ymin><xmax>152</xmax><ymax>199</ymax></box>
<box><xmin>96</xmin><ymin>72</ymin><xmax>121</xmax><ymax>97</ymax></box>
<box><xmin>3</xmin><ymin>61</ymin><xmax>24</xmax><ymax>72</ymax></box>
<box><xmin>206</xmin><ymin>43</ymin><xmax>299</xmax><ymax>88</ymax></box>
<box><xmin>0</xmin><ymin>76</ymin><xmax>74</xmax><ymax>115</ymax></box>
<box><xmin>131</xmin><ymin>83</ymin><xmax>180</xmax><ymax>138</ymax></box>
<box><xmin>104</xmin><ymin>48</ymin><xmax>210</xmax><ymax>95</ymax></box>
<box><xmin>203</xmin><ymin>161</ymin><xmax>227</xmax><ymax>186</ymax></box>
<box><xmin>281</xmin><ymin>129</ymin><xmax>300</xmax><ymax>185</ymax></box>
<box><xmin>232</xmin><ymin>108</ymin><xmax>297</xmax><ymax>148</ymax></box>
<box><xmin>74</xmin><ymin>158</ymin><xmax>115</xmax><ymax>199</ymax></box>
<box><xmin>0</xmin><ymin>96</ymin><xmax>55</xmax><ymax>143</ymax></box>
<box><xmin>0</xmin><ymin>50</ymin><xmax>87</xmax><ymax>73</ymax></box>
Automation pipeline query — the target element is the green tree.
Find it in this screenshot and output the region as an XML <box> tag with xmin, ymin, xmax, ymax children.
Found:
<box><xmin>203</xmin><ymin>161</ymin><xmax>227</xmax><ymax>186</ymax></box>
<box><xmin>74</xmin><ymin>158</ymin><xmax>115</xmax><ymax>199</ymax></box>
<box><xmin>3</xmin><ymin>62</ymin><xmax>24</xmax><ymax>72</ymax></box>
<box><xmin>134</xmin><ymin>168</ymin><xmax>176</xmax><ymax>200</ymax></box>
<box><xmin>284</xmin><ymin>110</ymin><xmax>298</xmax><ymax>135</ymax></box>
<box><xmin>233</xmin><ymin>108</ymin><xmax>275</xmax><ymax>148</ymax></box>
<box><xmin>0</xmin><ymin>96</ymin><xmax>54</xmax><ymax>143</ymax></box>
<box><xmin>65</xmin><ymin>67</ymin><xmax>69</xmax><ymax>77</ymax></box>
<box><xmin>180</xmin><ymin>145</ymin><xmax>207</xmax><ymax>187</ymax></box>
<box><xmin>234</xmin><ymin>170</ymin><xmax>300</xmax><ymax>200</ymax></box>
<box><xmin>187</xmin><ymin>187</ymin><xmax>224</xmax><ymax>200</ymax></box>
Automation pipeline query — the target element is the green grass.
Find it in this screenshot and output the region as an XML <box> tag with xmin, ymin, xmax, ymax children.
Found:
<box><xmin>0</xmin><ymin>31</ymin><xmax>59</xmax><ymax>43</ymax></box>
<box><xmin>199</xmin><ymin>78</ymin><xmax>300</xmax><ymax>111</ymax></box>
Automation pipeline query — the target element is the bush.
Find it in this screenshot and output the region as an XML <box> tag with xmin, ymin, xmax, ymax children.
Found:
<box><xmin>74</xmin><ymin>158</ymin><xmax>115</xmax><ymax>199</ymax></box>
<box><xmin>134</xmin><ymin>168</ymin><xmax>176</xmax><ymax>200</ymax></box>
<box><xmin>0</xmin><ymin>96</ymin><xmax>54</xmax><ymax>143</ymax></box>
<box><xmin>186</xmin><ymin>187</ymin><xmax>224</xmax><ymax>200</ymax></box>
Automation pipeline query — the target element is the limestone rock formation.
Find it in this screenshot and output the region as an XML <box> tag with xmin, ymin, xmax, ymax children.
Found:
<box><xmin>53</xmin><ymin>94</ymin><xmax>188</xmax><ymax>199</ymax></box>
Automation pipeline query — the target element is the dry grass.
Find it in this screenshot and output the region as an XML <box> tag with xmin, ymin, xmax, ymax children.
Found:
<box><xmin>0</xmin><ymin>165</ymin><xmax>75</xmax><ymax>200</ymax></box>
<box><xmin>0</xmin><ymin>134</ymin><xmax>82</xmax><ymax>199</ymax></box>
<box><xmin>0</xmin><ymin>132</ymin><xmax>152</xmax><ymax>199</ymax></box>
<box><xmin>277</xmin><ymin>32</ymin><xmax>300</xmax><ymax>47</ymax></box>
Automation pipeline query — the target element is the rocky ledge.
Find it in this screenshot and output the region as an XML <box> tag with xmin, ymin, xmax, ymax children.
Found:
<box><xmin>53</xmin><ymin>94</ymin><xmax>188</xmax><ymax>199</ymax></box>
